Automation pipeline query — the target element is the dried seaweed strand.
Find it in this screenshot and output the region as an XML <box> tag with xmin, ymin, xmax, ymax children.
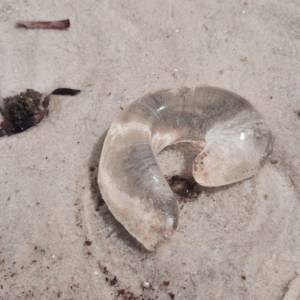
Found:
<box><xmin>17</xmin><ymin>19</ymin><xmax>70</xmax><ymax>30</ymax></box>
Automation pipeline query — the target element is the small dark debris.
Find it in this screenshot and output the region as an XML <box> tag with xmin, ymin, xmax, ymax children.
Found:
<box><xmin>296</xmin><ymin>110</ymin><xmax>300</xmax><ymax>118</ymax></box>
<box><xmin>270</xmin><ymin>160</ymin><xmax>278</xmax><ymax>164</ymax></box>
<box><xmin>264</xmin><ymin>194</ymin><xmax>268</xmax><ymax>199</ymax></box>
<box><xmin>84</xmin><ymin>240</ymin><xmax>92</xmax><ymax>246</ymax></box>
<box><xmin>70</xmin><ymin>284</ymin><xmax>80</xmax><ymax>291</ymax></box>
<box><xmin>87</xmin><ymin>251</ymin><xmax>92</xmax><ymax>255</ymax></box>
<box><xmin>90</xmin><ymin>166</ymin><xmax>95</xmax><ymax>172</ymax></box>
<box><xmin>117</xmin><ymin>289</ymin><xmax>125</xmax><ymax>296</ymax></box>
<box><xmin>168</xmin><ymin>292</ymin><xmax>175</xmax><ymax>299</ymax></box>
<box><xmin>34</xmin><ymin>246</ymin><xmax>37</xmax><ymax>250</ymax></box>
<box><xmin>98</xmin><ymin>262</ymin><xmax>109</xmax><ymax>275</ymax></box>
<box><xmin>241</xmin><ymin>275</ymin><xmax>246</xmax><ymax>280</ymax></box>
<box><xmin>32</xmin><ymin>260</ymin><xmax>37</xmax><ymax>263</ymax></box>
<box><xmin>120</xmin><ymin>106</ymin><xmax>124</xmax><ymax>110</ymax></box>
<box><xmin>163</xmin><ymin>281</ymin><xmax>170</xmax><ymax>286</ymax></box>
<box><xmin>57</xmin><ymin>290</ymin><xmax>61</xmax><ymax>298</ymax></box>
<box><xmin>110</xmin><ymin>276</ymin><xmax>117</xmax><ymax>286</ymax></box>
<box><xmin>17</xmin><ymin>19</ymin><xmax>70</xmax><ymax>30</ymax></box>
<box><xmin>270</xmin><ymin>96</ymin><xmax>273</xmax><ymax>99</ymax></box>
<box><xmin>120</xmin><ymin>291</ymin><xmax>138</xmax><ymax>300</ymax></box>
<box><xmin>167</xmin><ymin>175</ymin><xmax>201</xmax><ymax>203</ymax></box>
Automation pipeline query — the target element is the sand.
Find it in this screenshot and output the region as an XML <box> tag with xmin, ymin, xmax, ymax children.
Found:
<box><xmin>0</xmin><ymin>1</ymin><xmax>300</xmax><ymax>299</ymax></box>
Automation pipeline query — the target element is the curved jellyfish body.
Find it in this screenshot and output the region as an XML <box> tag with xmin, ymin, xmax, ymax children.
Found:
<box><xmin>98</xmin><ymin>86</ymin><xmax>273</xmax><ymax>251</ymax></box>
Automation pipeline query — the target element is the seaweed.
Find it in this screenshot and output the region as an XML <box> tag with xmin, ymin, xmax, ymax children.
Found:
<box><xmin>0</xmin><ymin>88</ymin><xmax>80</xmax><ymax>137</ymax></box>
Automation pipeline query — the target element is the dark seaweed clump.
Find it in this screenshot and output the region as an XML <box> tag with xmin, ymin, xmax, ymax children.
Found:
<box><xmin>0</xmin><ymin>88</ymin><xmax>80</xmax><ymax>137</ymax></box>
<box><xmin>4</xmin><ymin>89</ymin><xmax>42</xmax><ymax>121</ymax></box>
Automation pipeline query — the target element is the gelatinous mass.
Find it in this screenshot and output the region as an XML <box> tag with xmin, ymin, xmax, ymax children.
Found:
<box><xmin>98</xmin><ymin>86</ymin><xmax>273</xmax><ymax>251</ymax></box>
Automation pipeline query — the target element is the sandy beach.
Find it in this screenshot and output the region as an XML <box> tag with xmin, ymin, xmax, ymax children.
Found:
<box><xmin>0</xmin><ymin>1</ymin><xmax>300</xmax><ymax>299</ymax></box>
